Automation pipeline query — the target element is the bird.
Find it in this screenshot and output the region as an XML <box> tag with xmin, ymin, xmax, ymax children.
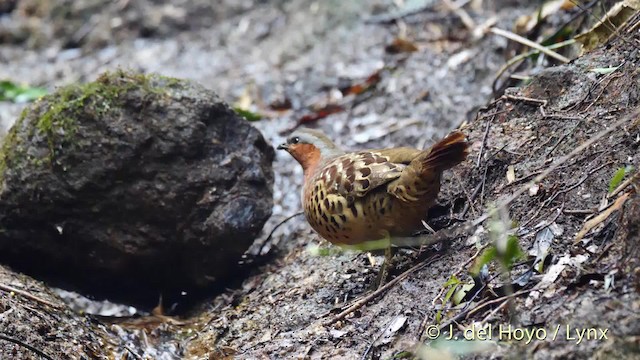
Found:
<box><xmin>278</xmin><ymin>128</ymin><xmax>469</xmax><ymax>278</ymax></box>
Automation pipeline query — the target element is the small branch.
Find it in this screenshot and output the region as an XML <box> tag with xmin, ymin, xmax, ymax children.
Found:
<box><xmin>608</xmin><ymin>172</ymin><xmax>638</xmax><ymax>198</ymax></box>
<box><xmin>476</xmin><ymin>115</ymin><xmax>493</xmax><ymax>167</ymax></box>
<box><xmin>479</xmin><ymin>296</ymin><xmax>511</xmax><ymax>323</ymax></box>
<box><xmin>461</xmin><ymin>181</ymin><xmax>483</xmax><ymax>218</ymax></box>
<box><xmin>489</xmin><ymin>27</ymin><xmax>571</xmax><ymax>63</ymax></box>
<box><xmin>442</xmin><ymin>0</ymin><xmax>475</xmax><ymax>31</ymax></box>
<box><xmin>0</xmin><ymin>334</ymin><xmax>55</xmax><ymax>360</ymax></box>
<box><xmin>563</xmin><ymin>209</ymin><xmax>595</xmax><ymax>215</ymax></box>
<box><xmin>325</xmin><ymin>255</ymin><xmax>441</xmax><ymax>325</ymax></box>
<box><xmin>0</xmin><ymin>283</ymin><xmax>61</xmax><ymax>309</ymax></box>
<box><xmin>503</xmin><ymin>94</ymin><xmax>547</xmax><ymax>106</ymax></box>
<box><xmin>256</xmin><ymin>212</ymin><xmax>304</xmax><ymax>255</ymax></box>
<box><xmin>574</xmin><ymin>192</ymin><xmax>630</xmax><ymax>243</ymax></box>
<box><xmin>361</xmin><ymin>317</ymin><xmax>397</xmax><ymax>360</ymax></box>
<box><xmin>124</xmin><ymin>345</ymin><xmax>144</xmax><ymax>360</ymax></box>
<box><xmin>364</xmin><ymin>1</ymin><xmax>435</xmax><ymax>24</ymax></box>
<box><xmin>438</xmin><ymin>288</ymin><xmax>534</xmax><ymax>333</ymax></box>
<box><xmin>393</xmin><ymin>221</ymin><xmax>474</xmax><ymax>248</ymax></box>
<box><xmin>545</xmin><ymin>122</ymin><xmax>581</xmax><ymax>158</ymax></box>
<box><xmin>492</xmin><ymin>38</ymin><xmax>576</xmax><ymax>94</ymax></box>
<box><xmin>455</xmin><ymin>174</ymin><xmax>478</xmax><ymax>218</ymax></box>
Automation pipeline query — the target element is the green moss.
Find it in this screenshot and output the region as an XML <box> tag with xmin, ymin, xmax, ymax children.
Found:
<box><xmin>0</xmin><ymin>108</ymin><xmax>28</xmax><ymax>177</ymax></box>
<box><xmin>36</xmin><ymin>70</ymin><xmax>181</xmax><ymax>137</ymax></box>
<box><xmin>0</xmin><ymin>70</ymin><xmax>187</xmax><ymax>179</ymax></box>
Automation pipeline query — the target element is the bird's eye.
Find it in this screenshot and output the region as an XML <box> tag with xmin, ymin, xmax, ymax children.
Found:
<box><xmin>290</xmin><ymin>136</ymin><xmax>300</xmax><ymax>144</ymax></box>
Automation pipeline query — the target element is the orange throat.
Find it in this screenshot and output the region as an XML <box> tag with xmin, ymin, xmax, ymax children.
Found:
<box><xmin>289</xmin><ymin>143</ymin><xmax>322</xmax><ymax>182</ymax></box>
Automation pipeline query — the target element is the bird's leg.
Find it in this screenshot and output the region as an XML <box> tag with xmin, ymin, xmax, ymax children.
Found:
<box><xmin>339</xmin><ymin>235</ymin><xmax>397</xmax><ymax>288</ymax></box>
<box><xmin>373</xmin><ymin>246</ymin><xmax>395</xmax><ymax>289</ymax></box>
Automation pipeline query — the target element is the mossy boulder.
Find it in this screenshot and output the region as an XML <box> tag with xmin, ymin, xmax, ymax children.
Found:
<box><xmin>0</xmin><ymin>71</ymin><xmax>274</xmax><ymax>306</ymax></box>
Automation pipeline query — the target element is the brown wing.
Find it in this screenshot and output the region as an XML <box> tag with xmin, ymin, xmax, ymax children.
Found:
<box><xmin>317</xmin><ymin>151</ymin><xmax>405</xmax><ymax>213</ymax></box>
<box><xmin>364</xmin><ymin>147</ymin><xmax>421</xmax><ymax>164</ymax></box>
<box><xmin>387</xmin><ymin>131</ymin><xmax>469</xmax><ymax>203</ymax></box>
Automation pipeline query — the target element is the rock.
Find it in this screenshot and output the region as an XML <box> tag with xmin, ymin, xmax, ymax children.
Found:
<box><xmin>0</xmin><ymin>70</ymin><xmax>274</xmax><ymax>306</ymax></box>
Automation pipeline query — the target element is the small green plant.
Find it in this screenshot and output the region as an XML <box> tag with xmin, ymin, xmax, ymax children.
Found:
<box><xmin>436</xmin><ymin>275</ymin><xmax>462</xmax><ymax>323</ymax></box>
<box><xmin>233</xmin><ymin>107</ymin><xmax>262</xmax><ymax>121</ymax></box>
<box><xmin>609</xmin><ymin>165</ymin><xmax>634</xmax><ymax>193</ymax></box>
<box><xmin>387</xmin><ymin>351</ymin><xmax>413</xmax><ymax>359</ymax></box>
<box><xmin>306</xmin><ymin>243</ymin><xmax>347</xmax><ymax>256</ymax></box>
<box><xmin>471</xmin><ymin>208</ymin><xmax>524</xmax><ymax>276</ymax></box>
<box><xmin>470</xmin><ymin>234</ymin><xmax>523</xmax><ymax>275</ymax></box>
<box><xmin>0</xmin><ymin>80</ymin><xmax>47</xmax><ymax>103</ymax></box>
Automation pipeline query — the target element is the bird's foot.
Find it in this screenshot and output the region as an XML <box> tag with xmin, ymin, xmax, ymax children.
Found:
<box><xmin>372</xmin><ymin>247</ymin><xmax>395</xmax><ymax>289</ymax></box>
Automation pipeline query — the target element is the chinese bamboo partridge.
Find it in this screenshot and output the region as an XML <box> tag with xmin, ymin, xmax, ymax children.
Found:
<box><xmin>278</xmin><ymin>128</ymin><xmax>469</xmax><ymax>249</ymax></box>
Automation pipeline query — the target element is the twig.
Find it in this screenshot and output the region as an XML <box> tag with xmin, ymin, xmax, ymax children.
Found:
<box><xmin>545</xmin><ymin>122</ymin><xmax>581</xmax><ymax>158</ymax></box>
<box><xmin>582</xmin><ymin>70</ymin><xmax>624</xmax><ymax>114</ymax></box>
<box><xmin>461</xmin><ymin>181</ymin><xmax>483</xmax><ymax>218</ymax></box>
<box><xmin>626</xmin><ymin>12</ymin><xmax>640</xmax><ymax>34</ymax></box>
<box><xmin>442</xmin><ymin>0</ymin><xmax>475</xmax><ymax>31</ymax></box>
<box><xmin>438</xmin><ymin>288</ymin><xmax>534</xmax><ymax>332</ymax></box>
<box><xmin>479</xmin><ymin>164</ymin><xmax>489</xmax><ymax>207</ymax></box>
<box><xmin>256</xmin><ymin>212</ymin><xmax>304</xmax><ymax>255</ymax></box>
<box><xmin>391</xmin><ymin>221</ymin><xmax>474</xmax><ymax>248</ymax></box>
<box><xmin>480</xmin><ymin>297</ymin><xmax>510</xmax><ymax>323</ymax></box>
<box><xmin>489</xmin><ymin>27</ymin><xmax>571</xmax><ymax>63</ymax></box>
<box><xmin>593</xmin><ymin>241</ymin><xmax>616</xmax><ymax>264</ymax></box>
<box><xmin>542</xmin><ymin>113</ymin><xmax>585</xmax><ymax>121</ymax></box>
<box><xmin>326</xmin><ymin>255</ymin><xmax>441</xmax><ymax>325</ymax></box>
<box><xmin>565</xmin><ymin>160</ymin><xmax>615</xmax><ymax>194</ymax></box>
<box><xmin>546</xmin><ymin>0</ymin><xmax>599</xmax><ymax>41</ymax></box>
<box><xmin>430</xmin><ymin>245</ymin><xmax>486</xmax><ymax>308</ymax></box>
<box><xmin>467</xmin><ymin>288</ymin><xmax>534</xmax><ymax>318</ymax></box>
<box><xmin>563</xmin><ymin>209</ymin><xmax>595</xmax><ymax>215</ymax></box>
<box><xmin>454</xmin><ymin>174</ymin><xmax>478</xmax><ymax>218</ymax></box>
<box><xmin>124</xmin><ymin>345</ymin><xmax>144</xmax><ymax>360</ymax></box>
<box><xmin>492</xmin><ymin>39</ymin><xmax>576</xmax><ymax>94</ymax></box>
<box><xmin>608</xmin><ymin>172</ymin><xmax>638</xmax><ymax>198</ymax></box>
<box><xmin>575</xmin><ymin>192</ymin><xmax>630</xmax><ymax>243</ymax></box>
<box><xmin>503</xmin><ymin>94</ymin><xmax>547</xmax><ymax>107</ymax></box>
<box><xmin>0</xmin><ymin>334</ymin><xmax>55</xmax><ymax>360</ymax></box>
<box><xmin>511</xmin><ymin>161</ymin><xmax>578</xmax><ymax>185</ymax></box>
<box><xmin>521</xmin><ymin>160</ymin><xmax>613</xmax><ymax>228</ymax></box>
<box><xmin>476</xmin><ymin>115</ymin><xmax>493</xmax><ymax>167</ymax></box>
<box><xmin>0</xmin><ymin>283</ymin><xmax>60</xmax><ymax>309</ymax></box>
<box><xmin>477</xmin><ymin>109</ymin><xmax>509</xmax><ymax>121</ymax></box>
<box><xmin>361</xmin><ymin>317</ymin><xmax>397</xmax><ymax>360</ymax></box>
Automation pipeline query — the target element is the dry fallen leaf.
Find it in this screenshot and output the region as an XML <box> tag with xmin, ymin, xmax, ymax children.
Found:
<box><xmin>385</xmin><ymin>37</ymin><xmax>419</xmax><ymax>54</ymax></box>
<box><xmin>380</xmin><ymin>315</ymin><xmax>408</xmax><ymax>345</ymax></box>
<box><xmin>575</xmin><ymin>0</ymin><xmax>640</xmax><ymax>53</ymax></box>
<box><xmin>506</xmin><ymin>165</ymin><xmax>516</xmax><ymax>184</ymax></box>
<box><xmin>515</xmin><ymin>0</ymin><xmax>573</xmax><ymax>34</ymax></box>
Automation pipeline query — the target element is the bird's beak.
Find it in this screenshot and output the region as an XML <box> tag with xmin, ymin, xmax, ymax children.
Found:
<box><xmin>277</xmin><ymin>143</ymin><xmax>289</xmax><ymax>151</ymax></box>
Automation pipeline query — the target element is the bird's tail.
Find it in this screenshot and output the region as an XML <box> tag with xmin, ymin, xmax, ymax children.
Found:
<box><xmin>388</xmin><ymin>131</ymin><xmax>469</xmax><ymax>203</ymax></box>
<box><xmin>419</xmin><ymin>131</ymin><xmax>469</xmax><ymax>173</ymax></box>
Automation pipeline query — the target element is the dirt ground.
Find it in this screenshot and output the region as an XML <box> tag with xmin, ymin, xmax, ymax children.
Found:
<box><xmin>0</xmin><ymin>0</ymin><xmax>639</xmax><ymax>359</ymax></box>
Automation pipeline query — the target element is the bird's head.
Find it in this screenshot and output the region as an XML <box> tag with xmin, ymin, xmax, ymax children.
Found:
<box><xmin>277</xmin><ymin>128</ymin><xmax>343</xmax><ymax>175</ymax></box>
